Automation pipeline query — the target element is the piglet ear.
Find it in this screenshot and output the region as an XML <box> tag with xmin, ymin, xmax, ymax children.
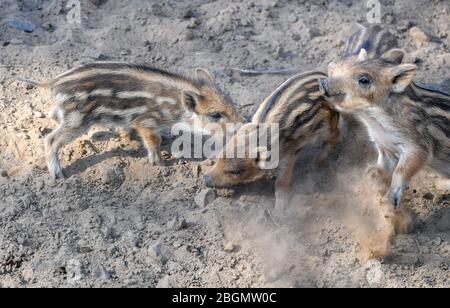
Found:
<box><xmin>388</xmin><ymin>64</ymin><xmax>417</xmax><ymax>93</ymax></box>
<box><xmin>357</xmin><ymin>48</ymin><xmax>368</xmax><ymax>62</ymax></box>
<box><xmin>381</xmin><ymin>48</ymin><xmax>406</xmax><ymax>64</ymax></box>
<box><xmin>181</xmin><ymin>91</ymin><xmax>200</xmax><ymax>113</ymax></box>
<box><xmin>195</xmin><ymin>68</ymin><xmax>214</xmax><ymax>84</ymax></box>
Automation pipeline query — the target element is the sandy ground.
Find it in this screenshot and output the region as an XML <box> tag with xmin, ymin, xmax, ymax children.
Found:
<box><xmin>0</xmin><ymin>0</ymin><xmax>449</xmax><ymax>288</ymax></box>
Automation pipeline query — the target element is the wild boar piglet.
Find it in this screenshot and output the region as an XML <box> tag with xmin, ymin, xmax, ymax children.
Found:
<box><xmin>205</xmin><ymin>71</ymin><xmax>340</xmax><ymax>210</ymax></box>
<box><xmin>20</xmin><ymin>62</ymin><xmax>244</xmax><ymax>179</ymax></box>
<box><xmin>320</xmin><ymin>49</ymin><xmax>450</xmax><ymax>207</ymax></box>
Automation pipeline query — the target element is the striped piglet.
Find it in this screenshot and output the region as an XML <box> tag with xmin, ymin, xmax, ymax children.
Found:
<box><xmin>204</xmin><ymin>71</ymin><xmax>340</xmax><ymax>210</ymax></box>
<box><xmin>20</xmin><ymin>62</ymin><xmax>244</xmax><ymax>179</ymax></box>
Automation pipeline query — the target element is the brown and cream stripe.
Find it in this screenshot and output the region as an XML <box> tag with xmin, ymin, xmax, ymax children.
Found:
<box><xmin>19</xmin><ymin>61</ymin><xmax>244</xmax><ymax>179</ymax></box>
<box><xmin>407</xmin><ymin>82</ymin><xmax>450</xmax><ymax>162</ymax></box>
<box><xmin>49</xmin><ymin>63</ymin><xmax>201</xmax><ymax>117</ymax></box>
<box><xmin>252</xmin><ymin>71</ymin><xmax>339</xmax><ymax>150</ymax></box>
<box><xmin>341</xmin><ymin>24</ymin><xmax>398</xmax><ymax>60</ymax></box>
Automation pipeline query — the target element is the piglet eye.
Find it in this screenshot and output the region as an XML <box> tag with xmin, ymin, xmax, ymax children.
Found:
<box><xmin>209</xmin><ymin>112</ymin><xmax>224</xmax><ymax>121</ymax></box>
<box><xmin>358</xmin><ymin>75</ymin><xmax>371</xmax><ymax>87</ymax></box>
<box><xmin>226</xmin><ymin>169</ymin><xmax>243</xmax><ymax>176</ymax></box>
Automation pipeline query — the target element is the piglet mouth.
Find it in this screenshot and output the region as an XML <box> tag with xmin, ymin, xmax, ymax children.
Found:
<box><xmin>203</xmin><ymin>174</ymin><xmax>246</xmax><ymax>189</ymax></box>
<box><xmin>318</xmin><ymin>79</ymin><xmax>345</xmax><ymax>101</ymax></box>
<box><xmin>203</xmin><ymin>175</ymin><xmax>230</xmax><ymax>188</ymax></box>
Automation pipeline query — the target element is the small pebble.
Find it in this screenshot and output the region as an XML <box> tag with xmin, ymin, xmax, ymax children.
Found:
<box><xmin>195</xmin><ymin>188</ymin><xmax>216</xmax><ymax>207</ymax></box>
<box><xmin>148</xmin><ymin>242</ymin><xmax>169</xmax><ymax>264</ymax></box>
<box><xmin>183</xmin><ymin>9</ymin><xmax>195</xmax><ymax>19</ymax></box>
<box><xmin>167</xmin><ymin>215</ymin><xmax>187</xmax><ymax>231</ymax></box>
<box><xmin>34</xmin><ymin>111</ymin><xmax>44</xmax><ymax>118</ymax></box>
<box><xmin>287</xmin><ymin>14</ymin><xmax>298</xmax><ymax>23</ymax></box>
<box><xmin>432</xmin><ymin>237</ymin><xmax>442</xmax><ymax>246</ymax></box>
<box><xmin>224</xmin><ymin>242</ymin><xmax>237</xmax><ymax>253</ymax></box>
<box><xmin>9</xmin><ymin>38</ymin><xmax>23</xmax><ymax>45</ymax></box>
<box><xmin>184</xmin><ymin>31</ymin><xmax>194</xmax><ymax>41</ymax></box>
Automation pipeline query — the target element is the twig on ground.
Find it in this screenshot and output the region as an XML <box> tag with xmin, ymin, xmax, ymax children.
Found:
<box><xmin>230</xmin><ymin>67</ymin><xmax>299</xmax><ymax>76</ymax></box>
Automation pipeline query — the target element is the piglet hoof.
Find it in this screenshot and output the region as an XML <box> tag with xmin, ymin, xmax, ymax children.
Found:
<box><xmin>49</xmin><ymin>171</ymin><xmax>65</xmax><ymax>186</ymax></box>
<box><xmin>386</xmin><ymin>187</ymin><xmax>403</xmax><ymax>208</ymax></box>
<box><xmin>50</xmin><ymin>168</ymin><xmax>65</xmax><ymax>180</ymax></box>
<box><xmin>147</xmin><ymin>153</ymin><xmax>165</xmax><ymax>166</ymax></box>
<box><xmin>149</xmin><ymin>159</ymin><xmax>165</xmax><ymax>167</ymax></box>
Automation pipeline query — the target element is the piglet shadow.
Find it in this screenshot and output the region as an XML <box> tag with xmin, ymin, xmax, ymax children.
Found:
<box><xmin>232</xmin><ymin>178</ymin><xmax>276</xmax><ymax>199</ymax></box>
<box><xmin>63</xmin><ymin>147</ymin><xmax>145</xmax><ymax>178</ymax></box>
<box><xmin>62</xmin><ymin>132</ymin><xmax>209</xmax><ymax>178</ymax></box>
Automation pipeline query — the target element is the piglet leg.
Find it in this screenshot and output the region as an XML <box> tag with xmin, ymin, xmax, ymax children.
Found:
<box><xmin>134</xmin><ymin>125</ymin><xmax>164</xmax><ymax>166</ymax></box>
<box><xmin>386</xmin><ymin>152</ymin><xmax>425</xmax><ymax>207</ymax></box>
<box><xmin>274</xmin><ymin>155</ymin><xmax>296</xmax><ymax>211</ymax></box>
<box><xmin>366</xmin><ymin>145</ymin><xmax>397</xmax><ymax>193</ymax></box>
<box><xmin>44</xmin><ymin>116</ymin><xmax>89</xmax><ymax>180</ymax></box>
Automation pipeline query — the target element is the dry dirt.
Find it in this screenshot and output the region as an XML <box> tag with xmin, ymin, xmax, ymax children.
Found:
<box><xmin>0</xmin><ymin>0</ymin><xmax>449</xmax><ymax>288</ymax></box>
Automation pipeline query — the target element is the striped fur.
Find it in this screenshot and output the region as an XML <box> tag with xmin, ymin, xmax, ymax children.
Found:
<box><xmin>20</xmin><ymin>62</ymin><xmax>244</xmax><ymax>179</ymax></box>
<box><xmin>253</xmin><ymin>72</ymin><xmax>339</xmax><ymax>151</ymax></box>
<box><xmin>324</xmin><ymin>49</ymin><xmax>450</xmax><ymax>208</ymax></box>
<box><xmin>341</xmin><ymin>24</ymin><xmax>398</xmax><ymax>60</ymax></box>
<box><xmin>205</xmin><ymin>25</ymin><xmax>401</xmax><ymax>210</ymax></box>
<box><xmin>406</xmin><ymin>82</ymin><xmax>450</xmax><ymax>165</ymax></box>
<box><xmin>205</xmin><ymin>71</ymin><xmax>340</xmax><ymax>210</ymax></box>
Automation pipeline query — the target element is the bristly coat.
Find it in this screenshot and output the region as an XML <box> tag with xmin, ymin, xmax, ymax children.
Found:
<box><xmin>323</xmin><ymin>48</ymin><xmax>450</xmax><ymax>207</ymax></box>
<box><xmin>19</xmin><ymin>62</ymin><xmax>244</xmax><ymax>179</ymax></box>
